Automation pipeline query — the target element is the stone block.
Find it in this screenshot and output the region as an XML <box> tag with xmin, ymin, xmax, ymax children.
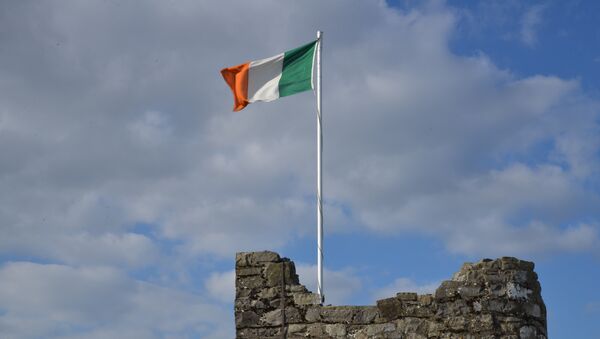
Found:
<box><xmin>519</xmin><ymin>325</ymin><xmax>538</xmax><ymax>339</ymax></box>
<box><xmin>306</xmin><ymin>323</ymin><xmax>326</xmax><ymax>336</ymax></box>
<box><xmin>235</xmin><ymin>297</ymin><xmax>251</xmax><ymax>311</ymax></box>
<box><xmin>264</xmin><ymin>261</ymin><xmax>297</xmax><ymax>287</ymax></box>
<box><xmin>287</xmin><ymin>323</ymin><xmax>307</xmax><ymax>334</ymax></box>
<box><xmin>285</xmin><ymin>307</ymin><xmax>302</xmax><ymax>324</ymax></box>
<box><xmin>524</xmin><ymin>303</ymin><xmax>542</xmax><ymax>318</ymax></box>
<box><xmin>287</xmin><ymin>284</ymin><xmax>308</xmax><ymax>293</ymax></box>
<box><xmin>325</xmin><ymin>324</ymin><xmax>347</xmax><ymax>337</ymax></box>
<box><xmin>469</xmin><ymin>314</ymin><xmax>494</xmax><ymax>332</ymax></box>
<box><xmin>486</xmin><ymin>299</ymin><xmax>507</xmax><ymax>312</ymax></box>
<box><xmin>236</xmin><ymin>267</ymin><xmax>262</xmax><ymax>277</ymax></box>
<box><xmin>236</xmin><ymin>252</ymin><xmax>249</xmax><ymax>267</ymax></box>
<box><xmin>236</xmin><ymin>288</ymin><xmax>251</xmax><ymax>298</ymax></box>
<box><xmin>434</xmin><ymin>281</ymin><xmax>461</xmax><ymax>300</ymax></box>
<box><xmin>320</xmin><ymin>307</ymin><xmax>357</xmax><ymax>323</ymax></box>
<box><xmin>293</xmin><ymin>292</ymin><xmax>320</xmax><ymax>305</ymax></box>
<box><xmin>249</xmin><ymin>251</ymin><xmax>280</xmax><ymax>264</ymax></box>
<box><xmin>257</xmin><ymin>287</ymin><xmax>278</xmax><ymax>300</ymax></box>
<box><xmin>445</xmin><ymin>316</ymin><xmax>467</xmax><ymax>331</ymax></box>
<box><xmin>458</xmin><ymin>285</ymin><xmax>482</xmax><ymax>300</ymax></box>
<box><xmin>397</xmin><ymin>292</ymin><xmax>418</xmax><ymax>301</ymax></box>
<box><xmin>505</xmin><ymin>282</ymin><xmax>532</xmax><ymax>300</ymax></box>
<box><xmin>352</xmin><ymin>307</ymin><xmax>379</xmax><ymax>324</ymax></box>
<box><xmin>417</xmin><ymin>294</ymin><xmax>433</xmax><ymax>306</ymax></box>
<box><xmin>237</xmin><ymin>275</ymin><xmax>265</xmax><ymax>289</ymax></box>
<box><xmin>305</xmin><ymin>306</ymin><xmax>321</xmax><ymax>322</ymax></box>
<box><xmin>250</xmin><ymin>299</ymin><xmax>266</xmax><ymax>310</ymax></box>
<box><xmin>236</xmin><ymin>310</ymin><xmax>259</xmax><ymax>328</ymax></box>
<box><xmin>396</xmin><ymin>317</ymin><xmax>427</xmax><ymax>334</ymax></box>
<box><xmin>376</xmin><ymin>297</ymin><xmax>402</xmax><ymax>320</ymax></box>
<box><xmin>363</xmin><ymin>323</ymin><xmax>396</xmax><ymax>335</ymax></box>
<box><xmin>260</xmin><ymin>309</ymin><xmax>282</xmax><ymax>326</ymax></box>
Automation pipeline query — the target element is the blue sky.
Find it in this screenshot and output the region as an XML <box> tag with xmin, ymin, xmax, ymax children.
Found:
<box><xmin>446</xmin><ymin>0</ymin><xmax>600</xmax><ymax>91</ymax></box>
<box><xmin>0</xmin><ymin>1</ymin><xmax>599</xmax><ymax>338</ymax></box>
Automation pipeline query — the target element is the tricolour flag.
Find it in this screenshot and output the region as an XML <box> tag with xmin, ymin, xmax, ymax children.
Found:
<box><xmin>221</xmin><ymin>40</ymin><xmax>318</xmax><ymax>111</ymax></box>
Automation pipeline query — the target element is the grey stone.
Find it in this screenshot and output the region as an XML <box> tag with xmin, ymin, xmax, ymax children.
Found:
<box><xmin>353</xmin><ymin>307</ymin><xmax>379</xmax><ymax>324</ymax></box>
<box><xmin>264</xmin><ymin>261</ymin><xmax>297</xmax><ymax>287</ymax></box>
<box><xmin>434</xmin><ymin>281</ymin><xmax>461</xmax><ymax>300</ymax></box>
<box><xmin>519</xmin><ymin>325</ymin><xmax>537</xmax><ymax>339</ymax></box>
<box><xmin>236</xmin><ymin>288</ymin><xmax>251</xmax><ymax>298</ymax></box>
<box><xmin>287</xmin><ymin>284</ymin><xmax>308</xmax><ymax>292</ymax></box>
<box><xmin>320</xmin><ymin>307</ymin><xmax>356</xmax><ymax>323</ymax></box>
<box><xmin>306</xmin><ymin>324</ymin><xmax>326</xmax><ymax>336</ymax></box>
<box><xmin>445</xmin><ymin>316</ymin><xmax>467</xmax><ymax>331</ymax></box>
<box><xmin>470</xmin><ymin>314</ymin><xmax>494</xmax><ymax>331</ymax></box>
<box><xmin>264</xmin><ymin>262</ymin><xmax>284</xmax><ymax>287</ymax></box>
<box><xmin>293</xmin><ymin>292</ymin><xmax>320</xmax><ymax>305</ymax></box>
<box><xmin>236</xmin><ymin>252</ymin><xmax>249</xmax><ymax>267</ymax></box>
<box><xmin>376</xmin><ymin>297</ymin><xmax>402</xmax><ymax>320</ymax></box>
<box><xmin>305</xmin><ymin>307</ymin><xmax>321</xmax><ymax>322</ymax></box>
<box><xmin>458</xmin><ymin>285</ymin><xmax>482</xmax><ymax>299</ymax></box>
<box><xmin>285</xmin><ymin>307</ymin><xmax>302</xmax><ymax>324</ymax></box>
<box><xmin>418</xmin><ymin>294</ymin><xmax>433</xmax><ymax>306</ymax></box>
<box><xmin>249</xmin><ymin>251</ymin><xmax>280</xmax><ymax>264</ymax></box>
<box><xmin>237</xmin><ymin>267</ymin><xmax>262</xmax><ymax>277</ymax></box>
<box><xmin>233</xmin><ymin>252</ymin><xmax>547</xmax><ymax>339</ymax></box>
<box><xmin>505</xmin><ymin>282</ymin><xmax>532</xmax><ymax>300</ymax></box>
<box><xmin>287</xmin><ymin>324</ymin><xmax>306</xmax><ymax>334</ymax></box>
<box><xmin>260</xmin><ymin>309</ymin><xmax>282</xmax><ymax>326</ymax></box>
<box><xmin>257</xmin><ymin>287</ymin><xmax>278</xmax><ymax>299</ymax></box>
<box><xmin>397</xmin><ymin>292</ymin><xmax>418</xmax><ymax>301</ymax></box>
<box><xmin>364</xmin><ymin>323</ymin><xmax>396</xmax><ymax>335</ymax></box>
<box><xmin>250</xmin><ymin>299</ymin><xmax>265</xmax><ymax>309</ymax></box>
<box><xmin>396</xmin><ymin>318</ymin><xmax>427</xmax><ymax>334</ymax></box>
<box><xmin>238</xmin><ymin>275</ymin><xmax>264</xmax><ymax>289</ymax></box>
<box><xmin>325</xmin><ymin>324</ymin><xmax>347</xmax><ymax>336</ymax></box>
<box><xmin>525</xmin><ymin>303</ymin><xmax>542</xmax><ymax>318</ymax></box>
<box><xmin>236</xmin><ymin>311</ymin><xmax>259</xmax><ymax>327</ymax></box>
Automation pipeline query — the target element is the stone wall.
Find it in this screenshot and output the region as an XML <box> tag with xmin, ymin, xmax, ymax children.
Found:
<box><xmin>235</xmin><ymin>251</ymin><xmax>547</xmax><ymax>338</ymax></box>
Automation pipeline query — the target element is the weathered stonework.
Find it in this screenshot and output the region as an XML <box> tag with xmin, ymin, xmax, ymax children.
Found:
<box><xmin>235</xmin><ymin>251</ymin><xmax>547</xmax><ymax>338</ymax></box>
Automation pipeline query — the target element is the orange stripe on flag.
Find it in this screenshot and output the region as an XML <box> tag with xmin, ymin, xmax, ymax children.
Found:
<box><xmin>221</xmin><ymin>62</ymin><xmax>250</xmax><ymax>112</ymax></box>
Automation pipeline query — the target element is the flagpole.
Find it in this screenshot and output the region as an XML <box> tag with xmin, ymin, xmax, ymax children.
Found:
<box><xmin>316</xmin><ymin>30</ymin><xmax>324</xmax><ymax>304</ymax></box>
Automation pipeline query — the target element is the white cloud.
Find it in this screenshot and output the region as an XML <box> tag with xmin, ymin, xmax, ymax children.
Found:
<box><xmin>205</xmin><ymin>270</ymin><xmax>236</xmax><ymax>304</ymax></box>
<box><xmin>296</xmin><ymin>264</ymin><xmax>362</xmax><ymax>305</ymax></box>
<box><xmin>0</xmin><ymin>262</ymin><xmax>231</xmax><ymax>339</ymax></box>
<box><xmin>0</xmin><ymin>0</ymin><xmax>597</xmax><ymax>269</ymax></box>
<box><xmin>129</xmin><ymin>110</ymin><xmax>173</xmax><ymax>146</ymax></box>
<box><xmin>520</xmin><ymin>5</ymin><xmax>545</xmax><ymax>46</ymax></box>
<box><xmin>0</xmin><ymin>1</ymin><xmax>599</xmax><ymax>336</ymax></box>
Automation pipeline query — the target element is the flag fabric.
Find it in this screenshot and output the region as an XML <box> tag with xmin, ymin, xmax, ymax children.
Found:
<box><xmin>221</xmin><ymin>40</ymin><xmax>318</xmax><ymax>111</ymax></box>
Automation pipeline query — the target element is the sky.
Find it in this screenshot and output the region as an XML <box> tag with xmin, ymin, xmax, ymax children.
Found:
<box><xmin>0</xmin><ymin>0</ymin><xmax>599</xmax><ymax>338</ymax></box>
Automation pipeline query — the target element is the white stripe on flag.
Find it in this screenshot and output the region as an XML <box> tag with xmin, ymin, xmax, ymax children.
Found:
<box><xmin>248</xmin><ymin>53</ymin><xmax>284</xmax><ymax>103</ymax></box>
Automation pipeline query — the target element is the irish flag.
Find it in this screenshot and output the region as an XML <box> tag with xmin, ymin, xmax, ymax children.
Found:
<box><xmin>221</xmin><ymin>40</ymin><xmax>318</xmax><ymax>111</ymax></box>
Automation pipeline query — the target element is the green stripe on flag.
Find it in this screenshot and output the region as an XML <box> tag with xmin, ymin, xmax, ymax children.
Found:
<box><xmin>279</xmin><ymin>40</ymin><xmax>317</xmax><ymax>98</ymax></box>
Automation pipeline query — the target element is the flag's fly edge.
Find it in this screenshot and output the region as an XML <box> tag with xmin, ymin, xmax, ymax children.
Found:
<box><xmin>221</xmin><ymin>62</ymin><xmax>250</xmax><ymax>112</ymax></box>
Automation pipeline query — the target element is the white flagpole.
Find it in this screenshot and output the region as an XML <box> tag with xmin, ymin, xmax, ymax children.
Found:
<box><xmin>316</xmin><ymin>30</ymin><xmax>324</xmax><ymax>304</ymax></box>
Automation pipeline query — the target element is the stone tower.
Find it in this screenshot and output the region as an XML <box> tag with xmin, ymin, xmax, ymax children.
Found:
<box><xmin>234</xmin><ymin>251</ymin><xmax>547</xmax><ymax>338</ymax></box>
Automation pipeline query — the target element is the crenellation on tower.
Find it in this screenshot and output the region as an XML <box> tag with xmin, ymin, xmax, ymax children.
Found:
<box><xmin>234</xmin><ymin>251</ymin><xmax>547</xmax><ymax>338</ymax></box>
